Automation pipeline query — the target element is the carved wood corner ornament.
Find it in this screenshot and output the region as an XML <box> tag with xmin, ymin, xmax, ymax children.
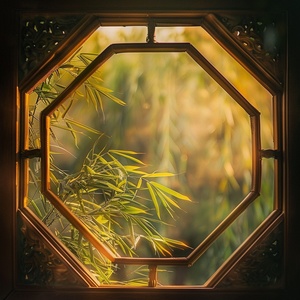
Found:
<box><xmin>17</xmin><ymin>213</ymin><xmax>88</xmax><ymax>287</ymax></box>
<box><xmin>217</xmin><ymin>221</ymin><xmax>283</xmax><ymax>288</ymax></box>
<box><xmin>217</xmin><ymin>14</ymin><xmax>283</xmax><ymax>80</ymax></box>
<box><xmin>19</xmin><ymin>15</ymin><xmax>84</xmax><ymax>80</ymax></box>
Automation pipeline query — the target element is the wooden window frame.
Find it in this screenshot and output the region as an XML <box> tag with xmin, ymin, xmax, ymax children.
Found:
<box><xmin>1</xmin><ymin>1</ymin><xmax>299</xmax><ymax>299</ymax></box>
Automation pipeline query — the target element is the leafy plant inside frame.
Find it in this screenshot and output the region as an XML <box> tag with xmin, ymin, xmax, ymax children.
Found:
<box><xmin>27</xmin><ymin>50</ymin><xmax>192</xmax><ymax>285</ymax></box>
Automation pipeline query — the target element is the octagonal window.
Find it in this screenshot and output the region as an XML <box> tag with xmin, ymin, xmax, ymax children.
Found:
<box><xmin>23</xmin><ymin>24</ymin><xmax>277</xmax><ymax>286</ymax></box>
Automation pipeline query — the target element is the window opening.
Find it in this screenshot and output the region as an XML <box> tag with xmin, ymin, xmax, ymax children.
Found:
<box><xmin>155</xmin><ymin>26</ymin><xmax>274</xmax><ymax>150</ymax></box>
<box><xmin>20</xmin><ymin>18</ymin><xmax>280</xmax><ymax>287</ymax></box>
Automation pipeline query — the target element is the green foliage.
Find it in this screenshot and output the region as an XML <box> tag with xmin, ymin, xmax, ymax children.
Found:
<box><xmin>28</xmin><ymin>48</ymin><xmax>191</xmax><ymax>285</ymax></box>
<box><xmin>54</xmin><ymin>143</ymin><xmax>191</xmax><ymax>257</ymax></box>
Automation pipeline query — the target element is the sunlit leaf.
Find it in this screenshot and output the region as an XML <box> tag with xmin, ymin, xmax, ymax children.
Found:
<box><xmin>64</xmin><ymin>118</ymin><xmax>103</xmax><ymax>135</ymax></box>
<box><xmin>122</xmin><ymin>207</ymin><xmax>146</xmax><ymax>217</ymax></box>
<box><xmin>91</xmin><ymin>82</ymin><xmax>126</xmax><ymax>106</ymax></box>
<box><xmin>128</xmin><ymin>218</ymin><xmax>135</xmax><ymax>247</ymax></box>
<box><xmin>85</xmin><ymin>165</ymin><xmax>96</xmax><ymax>175</ymax></box>
<box><xmin>150</xmin><ymin>181</ymin><xmax>191</xmax><ymax>201</ymax></box>
<box><xmin>156</xmin><ymin>188</ymin><xmax>180</xmax><ymax>209</ymax></box>
<box><xmin>136</xmin><ymin>177</ymin><xmax>143</xmax><ymax>189</ymax></box>
<box><xmin>85</xmin><ymin>84</ymin><xmax>97</xmax><ymax>109</ymax></box>
<box><xmin>156</xmin><ymin>191</ymin><xmax>174</xmax><ymax>219</ymax></box>
<box><xmin>109</xmin><ymin>150</ymin><xmax>145</xmax><ymax>165</ymax></box>
<box><xmin>163</xmin><ymin>237</ymin><xmax>191</xmax><ymax>249</ymax></box>
<box><xmin>78</xmin><ymin>53</ymin><xmax>97</xmax><ymax>66</ymax></box>
<box><xmin>124</xmin><ymin>165</ymin><xmax>147</xmax><ymax>175</ymax></box>
<box><xmin>146</xmin><ymin>182</ymin><xmax>160</xmax><ymax>219</ymax></box>
<box><xmin>142</xmin><ymin>172</ymin><xmax>175</xmax><ymax>178</ymax></box>
<box><xmin>96</xmin><ymin>215</ymin><xmax>109</xmax><ymax>224</ymax></box>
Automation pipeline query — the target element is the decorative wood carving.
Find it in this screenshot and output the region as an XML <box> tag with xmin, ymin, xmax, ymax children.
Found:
<box><xmin>217</xmin><ymin>222</ymin><xmax>283</xmax><ymax>288</ymax></box>
<box><xmin>17</xmin><ymin>214</ymin><xmax>87</xmax><ymax>287</ymax></box>
<box><xmin>217</xmin><ymin>14</ymin><xmax>283</xmax><ymax>79</ymax></box>
<box><xmin>19</xmin><ymin>15</ymin><xmax>83</xmax><ymax>79</ymax></box>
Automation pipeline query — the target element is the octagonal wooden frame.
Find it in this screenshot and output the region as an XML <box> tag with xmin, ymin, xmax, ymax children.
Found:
<box><xmin>38</xmin><ymin>41</ymin><xmax>262</xmax><ymax>271</ymax></box>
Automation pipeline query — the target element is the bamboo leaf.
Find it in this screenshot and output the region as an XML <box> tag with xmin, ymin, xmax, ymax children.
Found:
<box><xmin>122</xmin><ymin>205</ymin><xmax>149</xmax><ymax>215</ymax></box>
<box><xmin>146</xmin><ymin>182</ymin><xmax>160</xmax><ymax>219</ymax></box>
<box><xmin>89</xmin><ymin>242</ymin><xmax>94</xmax><ymax>263</ymax></box>
<box><xmin>106</xmin><ymin>153</ymin><xmax>127</xmax><ymax>174</ymax></box>
<box><xmin>132</xmin><ymin>216</ymin><xmax>155</xmax><ymax>237</ymax></box>
<box><xmin>109</xmin><ymin>150</ymin><xmax>145</xmax><ymax>165</ymax></box>
<box><xmin>78</xmin><ymin>53</ymin><xmax>97</xmax><ymax>66</ymax></box>
<box><xmin>136</xmin><ymin>177</ymin><xmax>143</xmax><ymax>189</ymax></box>
<box><xmin>142</xmin><ymin>172</ymin><xmax>175</xmax><ymax>178</ymax></box>
<box><xmin>95</xmin><ymin>89</ymin><xmax>105</xmax><ymax>120</ymax></box>
<box><xmin>114</xmin><ymin>235</ymin><xmax>135</xmax><ymax>256</ymax></box>
<box><xmin>90</xmin><ymin>82</ymin><xmax>114</xmax><ymax>93</ymax></box>
<box><xmin>110</xmin><ymin>150</ymin><xmax>140</xmax><ymax>155</ymax></box>
<box><xmin>28</xmin><ymin>198</ymin><xmax>43</xmax><ymax>219</ymax></box>
<box><xmin>96</xmin><ymin>215</ymin><xmax>108</xmax><ymax>224</ymax></box>
<box><xmin>101</xmin><ymin>91</ymin><xmax>126</xmax><ymax>106</ymax></box>
<box><xmin>128</xmin><ymin>218</ymin><xmax>135</xmax><ymax>247</ymax></box>
<box><xmin>55</xmin><ymin>81</ymin><xmax>67</xmax><ymax>89</ymax></box>
<box><xmin>51</xmin><ymin>122</ymin><xmax>81</xmax><ymax>134</ymax></box>
<box><xmin>59</xmin><ymin>63</ymin><xmax>76</xmax><ymax>69</ymax></box>
<box><xmin>133</xmin><ymin>234</ymin><xmax>141</xmax><ymax>250</ymax></box>
<box><xmin>150</xmin><ymin>181</ymin><xmax>191</xmax><ymax>201</ymax></box>
<box><xmin>103</xmin><ymin>182</ymin><xmax>123</xmax><ymax>193</ymax></box>
<box><xmin>66</xmin><ymin>121</ymin><xmax>79</xmax><ymax>148</ymax></box>
<box><xmin>124</xmin><ymin>165</ymin><xmax>147</xmax><ymax>175</ymax></box>
<box><xmin>85</xmin><ymin>84</ymin><xmax>97</xmax><ymax>109</ymax></box>
<box><xmin>49</xmin><ymin>171</ymin><xmax>59</xmax><ymax>186</ymax></box>
<box><xmin>85</xmin><ymin>165</ymin><xmax>96</xmax><ymax>175</ymax></box>
<box><xmin>64</xmin><ymin>118</ymin><xmax>102</xmax><ymax>135</ymax></box>
<box><xmin>164</xmin><ymin>237</ymin><xmax>191</xmax><ymax>249</ymax></box>
<box><xmin>155</xmin><ymin>188</ymin><xmax>175</xmax><ymax>219</ymax></box>
<box><xmin>90</xmin><ymin>82</ymin><xmax>126</xmax><ymax>106</ymax></box>
<box><xmin>61</xmin><ymin>99</ymin><xmax>74</xmax><ymax>119</ymax></box>
<box><xmin>156</xmin><ymin>188</ymin><xmax>180</xmax><ymax>209</ymax></box>
<box><xmin>153</xmin><ymin>241</ymin><xmax>172</xmax><ymax>256</ymax></box>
